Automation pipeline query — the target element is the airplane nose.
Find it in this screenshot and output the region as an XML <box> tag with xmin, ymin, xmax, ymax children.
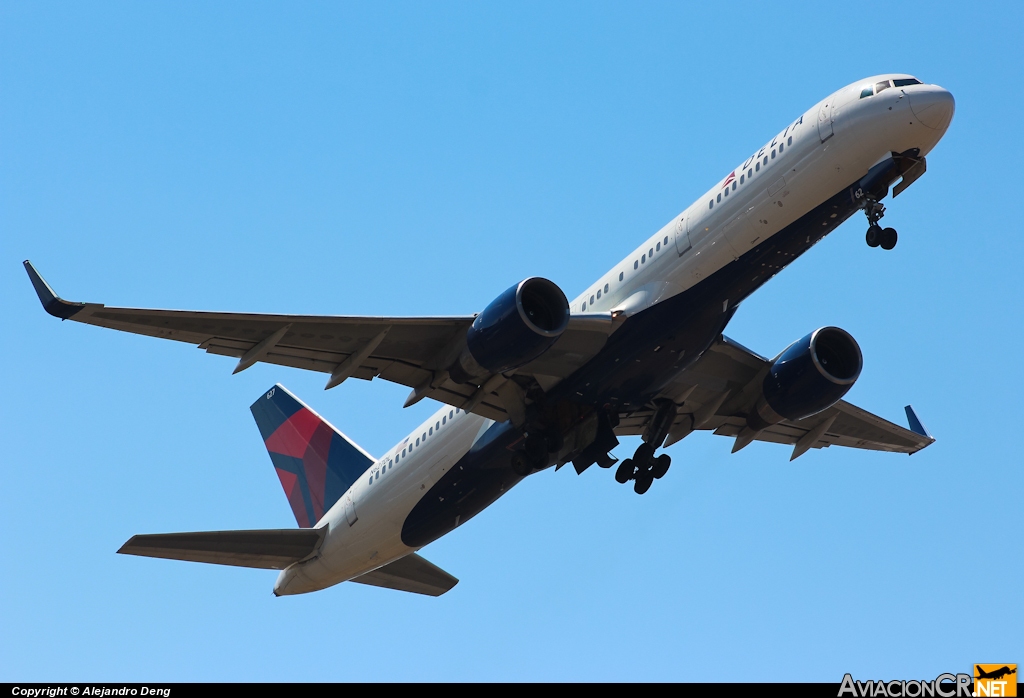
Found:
<box><xmin>909</xmin><ymin>87</ymin><xmax>955</xmax><ymax>131</ymax></box>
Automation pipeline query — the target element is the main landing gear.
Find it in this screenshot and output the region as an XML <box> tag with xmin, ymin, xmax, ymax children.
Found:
<box><xmin>863</xmin><ymin>198</ymin><xmax>897</xmax><ymax>251</ymax></box>
<box><xmin>615</xmin><ymin>443</ymin><xmax>671</xmax><ymax>494</ymax></box>
<box><xmin>614</xmin><ymin>400</ymin><xmax>675</xmax><ymax>495</ymax></box>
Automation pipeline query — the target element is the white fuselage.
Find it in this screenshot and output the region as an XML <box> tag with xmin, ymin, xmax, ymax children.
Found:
<box><xmin>274</xmin><ymin>74</ymin><xmax>954</xmax><ymax>595</ymax></box>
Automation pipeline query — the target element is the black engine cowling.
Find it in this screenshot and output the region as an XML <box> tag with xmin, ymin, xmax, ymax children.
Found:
<box><xmin>449</xmin><ymin>277</ymin><xmax>570</xmax><ymax>382</ymax></box>
<box><xmin>749</xmin><ymin>327</ymin><xmax>862</xmax><ymax>429</ymax></box>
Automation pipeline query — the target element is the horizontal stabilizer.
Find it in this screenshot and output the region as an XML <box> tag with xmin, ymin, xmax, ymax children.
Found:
<box><xmin>118</xmin><ymin>528</ymin><xmax>325</xmax><ymax>570</ymax></box>
<box><xmin>350</xmin><ymin>553</ymin><xmax>458</xmax><ymax>596</ymax></box>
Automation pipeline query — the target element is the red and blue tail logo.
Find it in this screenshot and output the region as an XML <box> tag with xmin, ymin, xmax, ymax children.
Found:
<box><xmin>250</xmin><ymin>384</ymin><xmax>374</xmax><ymax>528</ymax></box>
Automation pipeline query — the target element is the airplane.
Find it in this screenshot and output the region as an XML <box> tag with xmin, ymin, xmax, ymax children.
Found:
<box><xmin>976</xmin><ymin>667</ymin><xmax>1016</xmax><ymax>681</ymax></box>
<box><xmin>24</xmin><ymin>73</ymin><xmax>953</xmax><ymax>596</ymax></box>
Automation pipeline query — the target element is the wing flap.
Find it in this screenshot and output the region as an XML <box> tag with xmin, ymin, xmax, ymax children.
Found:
<box><xmin>349</xmin><ymin>553</ymin><xmax>459</xmax><ymax>596</ymax></box>
<box><xmin>117</xmin><ymin>528</ymin><xmax>326</xmax><ymax>570</ymax></box>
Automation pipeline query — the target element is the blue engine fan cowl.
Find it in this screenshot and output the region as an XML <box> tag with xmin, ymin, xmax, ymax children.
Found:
<box><xmin>458</xmin><ymin>277</ymin><xmax>570</xmax><ymax>378</ymax></box>
<box><xmin>752</xmin><ymin>327</ymin><xmax>862</xmax><ymax>428</ymax></box>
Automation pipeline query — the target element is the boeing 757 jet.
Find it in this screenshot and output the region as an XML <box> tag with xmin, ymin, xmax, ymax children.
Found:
<box><xmin>26</xmin><ymin>74</ymin><xmax>953</xmax><ymax>596</ymax></box>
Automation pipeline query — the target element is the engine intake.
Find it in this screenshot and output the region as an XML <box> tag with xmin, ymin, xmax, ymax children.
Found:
<box><xmin>449</xmin><ymin>277</ymin><xmax>570</xmax><ymax>382</ymax></box>
<box><xmin>750</xmin><ymin>327</ymin><xmax>862</xmax><ymax>429</ymax></box>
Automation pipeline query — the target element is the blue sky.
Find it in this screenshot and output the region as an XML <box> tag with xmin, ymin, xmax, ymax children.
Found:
<box><xmin>2</xmin><ymin>0</ymin><xmax>1021</xmax><ymax>682</ymax></box>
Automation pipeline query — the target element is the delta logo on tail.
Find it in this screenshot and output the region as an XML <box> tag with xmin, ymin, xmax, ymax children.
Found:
<box><xmin>250</xmin><ymin>385</ymin><xmax>374</xmax><ymax>528</ymax></box>
<box><xmin>975</xmin><ymin>664</ymin><xmax>1017</xmax><ymax>697</ymax></box>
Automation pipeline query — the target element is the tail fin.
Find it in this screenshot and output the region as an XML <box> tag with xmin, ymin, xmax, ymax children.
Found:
<box><xmin>251</xmin><ymin>384</ymin><xmax>374</xmax><ymax>528</ymax></box>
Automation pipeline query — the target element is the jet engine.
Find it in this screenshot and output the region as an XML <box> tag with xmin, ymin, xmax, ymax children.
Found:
<box><xmin>448</xmin><ymin>277</ymin><xmax>570</xmax><ymax>383</ymax></box>
<box><xmin>748</xmin><ymin>327</ymin><xmax>862</xmax><ymax>430</ymax></box>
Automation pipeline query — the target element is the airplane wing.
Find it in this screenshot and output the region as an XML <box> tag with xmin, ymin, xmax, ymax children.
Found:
<box><xmin>615</xmin><ymin>335</ymin><xmax>935</xmax><ymax>458</ymax></box>
<box><xmin>24</xmin><ymin>261</ymin><xmax>614</xmax><ymax>422</ymax></box>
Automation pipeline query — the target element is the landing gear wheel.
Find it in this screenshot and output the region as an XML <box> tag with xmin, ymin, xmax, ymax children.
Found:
<box><xmin>510</xmin><ymin>451</ymin><xmax>532</xmax><ymax>477</ymax></box>
<box><xmin>866</xmin><ymin>224</ymin><xmax>882</xmax><ymax>248</ymax></box>
<box><xmin>652</xmin><ymin>454</ymin><xmax>671</xmax><ymax>479</ymax></box>
<box><xmin>880</xmin><ymin>227</ymin><xmax>898</xmax><ymax>250</ymax></box>
<box><xmin>615</xmin><ymin>459</ymin><xmax>634</xmax><ymax>484</ymax></box>
<box><xmin>634</xmin><ymin>442</ymin><xmax>655</xmax><ymax>464</ymax></box>
<box><xmin>633</xmin><ymin>473</ymin><xmax>653</xmax><ymax>495</ymax></box>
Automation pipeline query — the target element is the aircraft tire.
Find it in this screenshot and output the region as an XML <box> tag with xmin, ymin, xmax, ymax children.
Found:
<box><xmin>652</xmin><ymin>454</ymin><xmax>671</xmax><ymax>479</ymax></box>
<box><xmin>615</xmin><ymin>459</ymin><xmax>634</xmax><ymax>484</ymax></box>
<box><xmin>634</xmin><ymin>442</ymin><xmax>654</xmax><ymax>464</ymax></box>
<box><xmin>880</xmin><ymin>227</ymin><xmax>898</xmax><ymax>250</ymax></box>
<box><xmin>634</xmin><ymin>474</ymin><xmax>653</xmax><ymax>495</ymax></box>
<box><xmin>866</xmin><ymin>225</ymin><xmax>882</xmax><ymax>247</ymax></box>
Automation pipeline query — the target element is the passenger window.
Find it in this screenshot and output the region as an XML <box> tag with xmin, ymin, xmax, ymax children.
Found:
<box><xmin>779</xmin><ymin>143</ymin><xmax>783</xmax><ymax>153</ymax></box>
<box><xmin>449</xmin><ymin>410</ymin><xmax>454</xmax><ymax>418</ymax></box>
<box><xmin>656</xmin><ymin>242</ymin><xmax>660</xmax><ymax>252</ymax></box>
<box><xmin>435</xmin><ymin>421</ymin><xmax>440</xmax><ymax>430</ymax></box>
<box><xmin>755</xmin><ymin>162</ymin><xmax>760</xmax><ymax>172</ymax></box>
<box><xmin>619</xmin><ymin>272</ymin><xmax>624</xmax><ymax>281</ymax></box>
<box><xmin>731</xmin><ymin>181</ymin><xmax>737</xmax><ymax>191</ymax></box>
<box><xmin>709</xmin><ymin>200</ymin><xmax>713</xmax><ymax>209</ymax></box>
<box><xmin>596</xmin><ymin>290</ymin><xmax>601</xmax><ymax>299</ymax></box>
<box><xmin>787</xmin><ymin>136</ymin><xmax>792</xmax><ymax>146</ymax></box>
<box><xmin>649</xmin><ymin>248</ymin><xmax>654</xmax><ymax>257</ymax></box>
<box><xmin>604</xmin><ymin>283</ymin><xmax>609</xmax><ymax>293</ymax></box>
<box><xmin>634</xmin><ymin>260</ymin><xmax>639</xmax><ymax>269</ymax></box>
<box><xmin>590</xmin><ymin>294</ymin><xmax>595</xmax><ymax>304</ymax></box>
<box><xmin>724</xmin><ymin>187</ymin><xmax>728</xmax><ymax>197</ymax></box>
<box><xmin>415</xmin><ymin>438</ymin><xmax>419</xmax><ymax>446</ymax></box>
<box><xmin>582</xmin><ymin>302</ymin><xmax>586</xmax><ymax>311</ymax></box>
<box><xmin>763</xmin><ymin>156</ymin><xmax>768</xmax><ymax>165</ymax></box>
<box><xmin>422</xmin><ymin>432</ymin><xmax>426</xmax><ymax>441</ymax></box>
<box><xmin>748</xmin><ymin>168</ymin><xmax>753</xmax><ymax>178</ymax></box>
<box><xmin>771</xmin><ymin>149</ymin><xmax>776</xmax><ymax>159</ymax></box>
<box><xmin>442</xmin><ymin>416</ymin><xmax>446</xmax><ymax>425</ymax></box>
<box><xmin>740</xmin><ymin>174</ymin><xmax>745</xmax><ymax>184</ymax></box>
<box><xmin>717</xmin><ymin>193</ymin><xmax>722</xmax><ymax>202</ymax></box>
<box><xmin>429</xmin><ymin>427</ymin><xmax>433</xmax><ymax>435</ymax></box>
<box><xmin>664</xmin><ymin>236</ymin><xmax>669</xmax><ymax>245</ymax></box>
<box><xmin>402</xmin><ymin>448</ymin><xmax>406</xmax><ymax>456</ymax></box>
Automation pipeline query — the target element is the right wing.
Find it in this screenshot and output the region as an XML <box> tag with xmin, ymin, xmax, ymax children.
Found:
<box><xmin>24</xmin><ymin>261</ymin><xmax>615</xmax><ymax>422</ymax></box>
<box><xmin>616</xmin><ymin>335</ymin><xmax>935</xmax><ymax>458</ymax></box>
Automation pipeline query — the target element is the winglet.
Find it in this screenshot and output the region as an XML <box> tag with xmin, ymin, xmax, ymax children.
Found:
<box><xmin>23</xmin><ymin>260</ymin><xmax>86</xmax><ymax>320</ymax></box>
<box><xmin>904</xmin><ymin>405</ymin><xmax>933</xmax><ymax>440</ymax></box>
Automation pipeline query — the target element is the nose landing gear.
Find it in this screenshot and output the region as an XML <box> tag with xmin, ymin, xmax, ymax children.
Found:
<box><xmin>863</xmin><ymin>198</ymin><xmax>898</xmax><ymax>250</ymax></box>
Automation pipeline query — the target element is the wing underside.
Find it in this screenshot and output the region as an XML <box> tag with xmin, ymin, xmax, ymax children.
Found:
<box><xmin>616</xmin><ymin>335</ymin><xmax>934</xmax><ymax>457</ymax></box>
<box><xmin>24</xmin><ymin>261</ymin><xmax>615</xmax><ymax>423</ymax></box>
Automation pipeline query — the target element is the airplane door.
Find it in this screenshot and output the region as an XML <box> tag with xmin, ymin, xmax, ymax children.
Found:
<box><xmin>817</xmin><ymin>99</ymin><xmax>834</xmax><ymax>142</ymax></box>
<box><xmin>674</xmin><ymin>216</ymin><xmax>691</xmax><ymax>255</ymax></box>
<box><xmin>344</xmin><ymin>492</ymin><xmax>358</xmax><ymax>526</ymax></box>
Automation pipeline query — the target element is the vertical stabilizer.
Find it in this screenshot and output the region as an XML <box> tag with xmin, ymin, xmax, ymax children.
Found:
<box><xmin>251</xmin><ymin>385</ymin><xmax>374</xmax><ymax>528</ymax></box>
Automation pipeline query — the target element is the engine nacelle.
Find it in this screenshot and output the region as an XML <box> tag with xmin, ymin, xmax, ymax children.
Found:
<box><xmin>449</xmin><ymin>277</ymin><xmax>570</xmax><ymax>383</ymax></box>
<box><xmin>749</xmin><ymin>327</ymin><xmax>862</xmax><ymax>429</ymax></box>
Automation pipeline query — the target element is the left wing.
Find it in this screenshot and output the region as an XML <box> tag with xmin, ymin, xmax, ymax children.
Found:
<box><xmin>616</xmin><ymin>335</ymin><xmax>935</xmax><ymax>458</ymax></box>
<box><xmin>24</xmin><ymin>261</ymin><xmax>614</xmax><ymax>422</ymax></box>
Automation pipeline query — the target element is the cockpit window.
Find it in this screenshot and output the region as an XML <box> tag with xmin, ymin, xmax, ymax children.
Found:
<box><xmin>860</xmin><ymin>86</ymin><xmax>873</xmax><ymax>99</ymax></box>
<box><xmin>893</xmin><ymin>78</ymin><xmax>922</xmax><ymax>87</ymax></box>
<box><xmin>875</xmin><ymin>80</ymin><xmax>892</xmax><ymax>93</ymax></box>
